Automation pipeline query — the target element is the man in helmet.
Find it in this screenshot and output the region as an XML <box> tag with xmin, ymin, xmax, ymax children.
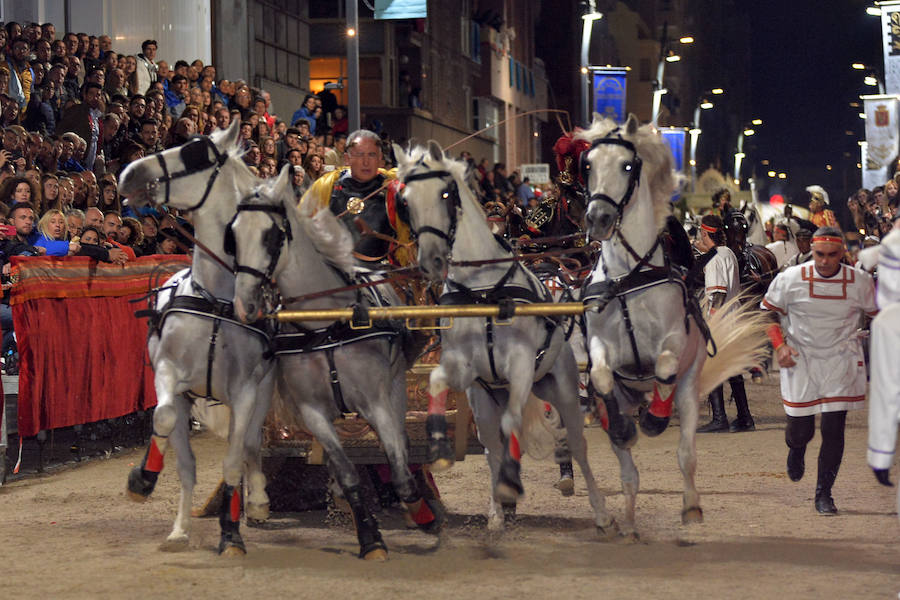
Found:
<box><xmin>807</xmin><ymin>185</ymin><xmax>839</xmax><ymax>230</ymax></box>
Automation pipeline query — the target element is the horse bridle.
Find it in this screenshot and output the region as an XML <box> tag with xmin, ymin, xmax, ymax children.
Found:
<box><xmin>147</xmin><ymin>135</ymin><xmax>229</xmax><ymax>212</ymax></box>
<box><xmin>400</xmin><ymin>168</ymin><xmax>461</xmax><ymax>246</ymax></box>
<box><xmin>224</xmin><ymin>197</ymin><xmax>293</xmax><ymax>284</ymax></box>
<box><xmin>580</xmin><ymin>134</ymin><xmax>643</xmax><ymax>235</ymax></box>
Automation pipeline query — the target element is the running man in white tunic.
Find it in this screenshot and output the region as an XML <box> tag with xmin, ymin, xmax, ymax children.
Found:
<box><xmin>865</xmin><ymin>227</ymin><xmax>900</xmax><ymax>502</ymax></box>
<box><xmin>762</xmin><ymin>227</ymin><xmax>878</xmax><ymax>515</ymax></box>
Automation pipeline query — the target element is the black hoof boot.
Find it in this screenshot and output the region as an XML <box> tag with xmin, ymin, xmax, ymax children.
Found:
<box><xmin>639</xmin><ymin>408</ymin><xmax>670</xmax><ymax>437</ymax></box>
<box><xmin>495</xmin><ymin>456</ymin><xmax>524</xmax><ymax>503</ymax></box>
<box><xmin>555</xmin><ymin>461</ymin><xmax>575</xmax><ymax>497</ymax></box>
<box><xmin>425</xmin><ymin>414</ymin><xmax>454</xmax><ymax>471</ymax></box>
<box><xmin>346</xmin><ymin>485</ymin><xmax>388</xmax><ymax>560</ymax></box>
<box><xmin>787</xmin><ymin>447</ymin><xmax>805</xmax><ymax>482</ymax></box>
<box><xmin>218</xmin><ymin>484</ymin><xmax>246</xmax><ymax>556</ymax></box>
<box><xmin>126</xmin><ymin>466</ymin><xmax>158</xmax><ymax>500</ymax></box>
<box><xmin>601</xmin><ymin>392</ymin><xmax>638</xmax><ymax>449</ymax></box>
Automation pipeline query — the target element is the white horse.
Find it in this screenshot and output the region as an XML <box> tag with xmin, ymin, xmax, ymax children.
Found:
<box><xmin>394</xmin><ymin>141</ymin><xmax>615</xmax><ymax>533</ymax></box>
<box><xmin>228</xmin><ymin>166</ymin><xmax>441</xmax><ymax>560</ymax></box>
<box><xmin>579</xmin><ymin>115</ymin><xmax>769</xmax><ymax>534</ymax></box>
<box><xmin>118</xmin><ymin>119</ymin><xmax>275</xmax><ymax>555</ymax></box>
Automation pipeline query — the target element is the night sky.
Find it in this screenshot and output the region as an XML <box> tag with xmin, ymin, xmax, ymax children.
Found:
<box><xmin>747</xmin><ymin>0</ymin><xmax>882</xmax><ymax>204</ymax></box>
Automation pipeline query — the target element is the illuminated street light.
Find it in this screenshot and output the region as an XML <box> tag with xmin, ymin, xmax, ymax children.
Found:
<box><xmin>580</xmin><ymin>1</ymin><xmax>603</xmax><ymax>125</ymax></box>
<box><xmin>679</xmin><ymin>36</ymin><xmax>694</xmax><ymax>44</ymax></box>
<box><xmin>860</xmin><ymin>112</ymin><xmax>867</xmax><ymax>119</ymax></box>
<box><xmin>582</xmin><ymin>9</ymin><xmax>603</xmax><ymax>20</ymax></box>
<box><xmin>852</xmin><ymin>62</ymin><xmax>866</xmax><ymax>70</ymax></box>
<box><xmin>580</xmin><ymin>66</ymin><xmax>588</xmax><ymax>74</ymax></box>
<box><xmin>665</xmin><ymin>51</ymin><xmax>681</xmax><ymax>63</ymax></box>
<box><xmin>767</xmin><ymin>171</ymin><xmax>776</xmax><ymax>177</ymax></box>
<box><xmin>346</xmin><ymin>27</ymin><xmax>356</xmax><ymax>37</ymax></box>
<box><xmin>743</xmin><ymin>128</ymin><xmax>755</xmax><ymax>136</ymax></box>
<box><xmin>865</xmin><ymin>75</ymin><xmax>879</xmax><ymax>86</ymax></box>
<box><xmin>778</xmin><ymin>173</ymin><xmax>787</xmax><ymax>179</ymax></box>
<box><xmin>751</xmin><ymin>118</ymin><xmax>763</xmax><ymax>125</ymax></box>
<box><xmin>711</xmin><ymin>88</ymin><xmax>724</xmax><ymax>95</ymax></box>
<box><xmin>761</xmin><ymin>159</ymin><xmax>770</xmax><ymax>165</ymax></box>
<box><xmin>867</xmin><ymin>6</ymin><xmax>882</xmax><ymax>16</ymax></box>
<box><xmin>700</xmin><ymin>99</ymin><xmax>714</xmax><ymax>109</ymax></box>
<box><xmin>826</xmin><ymin>164</ymin><xmax>833</xmax><ymax>171</ymax></box>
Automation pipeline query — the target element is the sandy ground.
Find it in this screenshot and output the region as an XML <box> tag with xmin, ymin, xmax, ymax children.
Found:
<box><xmin>1</xmin><ymin>373</ymin><xmax>899</xmax><ymax>600</ymax></box>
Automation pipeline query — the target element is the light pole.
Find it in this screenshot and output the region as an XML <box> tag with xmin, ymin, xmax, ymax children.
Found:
<box><xmin>688</xmin><ymin>89</ymin><xmax>723</xmax><ymax>192</ymax></box>
<box><xmin>651</xmin><ymin>31</ymin><xmax>692</xmax><ymax>127</ymax></box>
<box><xmin>734</xmin><ymin>119</ymin><xmax>762</xmax><ymax>186</ymax></box>
<box><xmin>580</xmin><ymin>2</ymin><xmax>603</xmax><ymax>125</ymax></box>
<box><xmin>346</xmin><ymin>0</ymin><xmax>360</xmax><ymax>133</ymax></box>
<box><xmin>853</xmin><ymin>62</ymin><xmax>886</xmax><ymax>94</ymax></box>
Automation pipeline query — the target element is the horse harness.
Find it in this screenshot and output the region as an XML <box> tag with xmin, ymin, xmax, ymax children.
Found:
<box><xmin>146</xmin><ymin>135</ymin><xmax>230</xmax><ymax>212</ymax></box>
<box><xmin>224</xmin><ymin>195</ymin><xmax>399</xmax><ymax>414</ymax></box>
<box><xmin>400</xmin><ymin>164</ymin><xmax>560</xmax><ymax>387</ymax></box>
<box><xmin>137</xmin><ymin>272</ymin><xmax>271</xmax><ymax>405</ymax></box>
<box><xmin>579</xmin><ymin>133</ymin><xmax>643</xmax><ymax>237</ymax></box>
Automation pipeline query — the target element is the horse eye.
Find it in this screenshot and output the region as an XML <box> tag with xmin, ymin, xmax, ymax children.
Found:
<box><xmin>622</xmin><ymin>162</ymin><xmax>633</xmax><ymax>173</ymax></box>
<box><xmin>441</xmin><ymin>192</ymin><xmax>449</xmax><ymax>199</ymax></box>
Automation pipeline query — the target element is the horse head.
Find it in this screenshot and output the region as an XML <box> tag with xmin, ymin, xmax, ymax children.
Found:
<box><xmin>118</xmin><ymin>118</ymin><xmax>243</xmax><ymax>212</ymax></box>
<box><xmin>228</xmin><ymin>164</ymin><xmax>294</xmax><ymax>323</ymax></box>
<box><xmin>578</xmin><ymin>114</ymin><xmax>674</xmax><ymax>242</ymax></box>
<box><xmin>394</xmin><ymin>140</ymin><xmax>465</xmax><ymax>282</ymax></box>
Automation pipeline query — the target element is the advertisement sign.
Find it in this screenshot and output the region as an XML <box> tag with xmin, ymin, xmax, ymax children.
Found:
<box><xmin>862</xmin><ymin>95</ymin><xmax>900</xmax><ymax>189</ymax></box>
<box><xmin>519</xmin><ymin>163</ymin><xmax>550</xmax><ymax>184</ymax></box>
<box><xmin>590</xmin><ymin>67</ymin><xmax>627</xmax><ymax>123</ymax></box>
<box><xmin>374</xmin><ymin>0</ymin><xmax>427</xmax><ymax>19</ymax></box>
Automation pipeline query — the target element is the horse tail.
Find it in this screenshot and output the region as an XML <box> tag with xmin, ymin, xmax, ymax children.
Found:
<box><xmin>697</xmin><ymin>295</ymin><xmax>770</xmax><ymax>397</ymax></box>
<box><xmin>191</xmin><ymin>400</ymin><xmax>232</xmax><ymax>439</ymax></box>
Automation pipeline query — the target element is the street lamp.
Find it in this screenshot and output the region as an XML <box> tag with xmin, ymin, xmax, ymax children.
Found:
<box><xmin>852</xmin><ymin>63</ymin><xmax>885</xmax><ymax>94</ymax></box>
<box><xmin>580</xmin><ymin>1</ymin><xmax>603</xmax><ymax>125</ymax></box>
<box><xmin>734</xmin><ymin>118</ymin><xmax>763</xmax><ymax>185</ymax></box>
<box><xmin>689</xmin><ymin>91</ymin><xmax>723</xmax><ymax>191</ymax></box>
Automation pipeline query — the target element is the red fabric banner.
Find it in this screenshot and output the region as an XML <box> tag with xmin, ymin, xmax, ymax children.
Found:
<box><xmin>11</xmin><ymin>255</ymin><xmax>191</xmax><ymax>437</ymax></box>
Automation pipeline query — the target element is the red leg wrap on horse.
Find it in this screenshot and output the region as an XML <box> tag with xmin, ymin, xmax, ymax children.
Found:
<box><xmin>145</xmin><ymin>438</ymin><xmax>164</xmax><ymax>473</ymax></box>
<box><xmin>648</xmin><ymin>383</ymin><xmax>675</xmax><ymax>418</ymax></box>
<box><xmin>410</xmin><ymin>499</ymin><xmax>436</xmax><ymax>525</ymax></box>
<box><xmin>509</xmin><ymin>432</ymin><xmax>521</xmax><ymax>462</ymax></box>
<box><xmin>229</xmin><ymin>486</ymin><xmax>242</xmax><ymax>522</ymax></box>
<box><xmin>595</xmin><ymin>400</ymin><xmax>610</xmax><ymax>431</ymax></box>
<box><xmin>427</xmin><ymin>389</ymin><xmax>449</xmax><ymax>416</ymax></box>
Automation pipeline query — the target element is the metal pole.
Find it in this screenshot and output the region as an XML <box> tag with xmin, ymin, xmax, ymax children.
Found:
<box><xmin>274</xmin><ymin>302</ymin><xmax>589</xmax><ymax>324</ymax></box>
<box><xmin>580</xmin><ymin>17</ymin><xmax>594</xmax><ymax>126</ymax></box>
<box><xmin>347</xmin><ymin>0</ymin><xmax>360</xmax><ymax>133</ymax></box>
<box><xmin>651</xmin><ymin>59</ymin><xmax>665</xmax><ymax>127</ymax></box>
<box><xmin>689</xmin><ymin>104</ymin><xmax>701</xmax><ymax>192</ymax></box>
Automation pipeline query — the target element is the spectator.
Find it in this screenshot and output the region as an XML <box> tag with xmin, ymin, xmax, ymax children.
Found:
<box><xmin>0</xmin><ymin>175</ymin><xmax>38</xmax><ymax>206</ymax></box>
<box><xmin>137</xmin><ymin>214</ymin><xmax>159</xmax><ymax>255</ymax></box>
<box><xmin>65</xmin><ymin>207</ymin><xmax>84</xmax><ymax>238</ymax></box>
<box><xmin>75</xmin><ymin>224</ymin><xmax>124</xmax><ymax>263</ymax></box>
<box><xmin>22</xmin><ymin>79</ymin><xmax>56</xmax><ymax>135</ymax></box>
<box><xmin>166</xmin><ymin>74</ymin><xmax>188</xmax><ymax>118</ymax></box>
<box><xmin>56</xmin><ymin>81</ymin><xmax>104</xmax><ymax>169</ymax></box>
<box><xmin>84</xmin><ymin>205</ymin><xmax>103</xmax><ymax>228</ymax></box>
<box><xmin>331</xmin><ymin>105</ymin><xmax>348</xmax><ymax>135</ymax></box>
<box><xmin>117</xmin><ymin>216</ymin><xmax>144</xmax><ymax>254</ymax></box>
<box><xmin>41</xmin><ymin>173</ymin><xmax>60</xmax><ymax>211</ymax></box>
<box><xmin>100</xmin><ymin>210</ymin><xmax>135</xmax><ymax>261</ymax></box>
<box><xmin>291</xmin><ymin>94</ymin><xmax>317</xmax><ymax>134</ymax></box>
<box><xmin>98</xmin><ymin>178</ymin><xmax>121</xmax><ymax>213</ymax></box>
<box><xmin>8</xmin><ymin>37</ymin><xmax>33</xmax><ymax>114</ymax></box>
<box><xmin>516</xmin><ymin>176</ymin><xmax>535</xmax><ymax>208</ymax></box>
<box><xmin>304</xmin><ymin>152</ymin><xmax>325</xmax><ymax>181</ymax></box>
<box><xmin>35</xmin><ymin>208</ymin><xmax>79</xmax><ymax>255</ymax></box>
<box><xmin>135</xmin><ymin>39</ymin><xmax>158</xmax><ymax>95</ymax></box>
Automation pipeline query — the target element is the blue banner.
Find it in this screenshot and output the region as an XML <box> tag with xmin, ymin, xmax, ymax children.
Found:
<box><xmin>375</xmin><ymin>0</ymin><xmax>427</xmax><ymax>19</ymax></box>
<box><xmin>660</xmin><ymin>127</ymin><xmax>686</xmax><ymax>203</ymax></box>
<box><xmin>591</xmin><ymin>68</ymin><xmax>627</xmax><ymax>123</ymax></box>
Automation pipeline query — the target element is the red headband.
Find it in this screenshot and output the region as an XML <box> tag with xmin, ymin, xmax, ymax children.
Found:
<box><xmin>701</xmin><ymin>223</ymin><xmax>718</xmax><ymax>233</ymax></box>
<box><xmin>811</xmin><ymin>235</ymin><xmax>843</xmax><ymax>246</ymax></box>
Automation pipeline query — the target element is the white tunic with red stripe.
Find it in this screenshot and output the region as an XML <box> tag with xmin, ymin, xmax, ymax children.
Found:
<box><xmin>704</xmin><ymin>245</ymin><xmax>740</xmax><ymax>308</ymax></box>
<box><xmin>762</xmin><ymin>263</ymin><xmax>877</xmax><ymax>417</ymax></box>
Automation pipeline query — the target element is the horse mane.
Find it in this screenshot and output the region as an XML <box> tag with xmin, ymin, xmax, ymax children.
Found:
<box><xmin>575</xmin><ymin>117</ymin><xmax>676</xmax><ymax>232</ymax></box>
<box><xmin>396</xmin><ymin>145</ymin><xmax>486</xmax><ymax>220</ymax></box>
<box><xmin>286</xmin><ymin>180</ymin><xmax>359</xmax><ymax>275</ymax></box>
<box><xmin>206</xmin><ymin>124</ymin><xmax>258</xmax><ymax>193</ymax></box>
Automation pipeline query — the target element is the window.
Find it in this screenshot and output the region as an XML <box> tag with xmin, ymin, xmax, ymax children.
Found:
<box><xmin>309</xmin><ymin>56</ymin><xmax>383</xmax><ymax>105</ymax></box>
<box><xmin>253</xmin><ymin>1</ymin><xmax>309</xmax><ymax>88</ymax></box>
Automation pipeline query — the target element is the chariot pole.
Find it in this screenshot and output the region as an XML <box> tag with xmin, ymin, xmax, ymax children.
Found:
<box><xmin>272</xmin><ymin>302</ymin><xmax>588</xmax><ymax>327</ymax></box>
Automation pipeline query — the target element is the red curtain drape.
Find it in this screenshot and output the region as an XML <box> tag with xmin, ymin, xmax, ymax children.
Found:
<box><xmin>10</xmin><ymin>255</ymin><xmax>191</xmax><ymax>437</ymax></box>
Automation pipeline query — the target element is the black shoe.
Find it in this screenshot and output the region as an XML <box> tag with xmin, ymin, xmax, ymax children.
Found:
<box><xmin>815</xmin><ymin>494</ymin><xmax>837</xmax><ymax>515</ymax></box>
<box><xmin>729</xmin><ymin>416</ymin><xmax>756</xmax><ymax>432</ymax></box>
<box><xmin>787</xmin><ymin>447</ymin><xmax>805</xmax><ymax>482</ymax></box>
<box><xmin>696</xmin><ymin>417</ymin><xmax>729</xmax><ymax>433</ymax></box>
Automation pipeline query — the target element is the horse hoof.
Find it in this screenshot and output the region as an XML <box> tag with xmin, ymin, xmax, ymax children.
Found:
<box><xmin>245</xmin><ymin>502</ymin><xmax>270</xmax><ymax>522</ymax></box>
<box><xmin>159</xmin><ymin>536</ymin><xmax>189</xmax><ymax>552</ymax></box>
<box><xmin>596</xmin><ymin>518</ymin><xmax>620</xmax><ymax>539</ymax></box>
<box><xmin>619</xmin><ymin>530</ymin><xmax>640</xmax><ymax>544</ymax></box>
<box><xmin>554</xmin><ymin>476</ymin><xmax>575</xmax><ymax>497</ymax></box>
<box><xmin>220</xmin><ymin>545</ymin><xmax>247</xmax><ymax>558</ymax></box>
<box><xmin>362</xmin><ymin>548</ymin><xmax>388</xmax><ymax>561</ymax></box>
<box><xmin>126</xmin><ymin>489</ymin><xmax>150</xmax><ymax>503</ymax></box>
<box><xmin>639</xmin><ymin>411</ymin><xmax>670</xmax><ymax>437</ymax></box>
<box><xmin>428</xmin><ymin>457</ymin><xmax>454</xmax><ymax>473</ymax></box>
<box><xmin>493</xmin><ymin>482</ymin><xmax>523</xmax><ymax>504</ymax></box>
<box><xmin>681</xmin><ymin>506</ymin><xmax>704</xmax><ymax>525</ymax></box>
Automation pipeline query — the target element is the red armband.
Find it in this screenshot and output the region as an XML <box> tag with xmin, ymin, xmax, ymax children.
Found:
<box><xmin>766</xmin><ymin>324</ymin><xmax>785</xmax><ymax>350</ymax></box>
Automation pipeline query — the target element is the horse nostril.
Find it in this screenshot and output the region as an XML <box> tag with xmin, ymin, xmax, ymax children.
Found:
<box><xmin>245</xmin><ymin>303</ymin><xmax>255</xmax><ymax>319</ymax></box>
<box><xmin>432</xmin><ymin>256</ymin><xmax>445</xmax><ymax>273</ymax></box>
<box><xmin>598</xmin><ymin>214</ymin><xmax>613</xmax><ymax>228</ymax></box>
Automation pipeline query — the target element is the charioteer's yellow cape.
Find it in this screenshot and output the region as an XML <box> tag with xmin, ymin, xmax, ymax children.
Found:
<box><xmin>299</xmin><ymin>167</ymin><xmax>413</xmax><ymax>265</ymax></box>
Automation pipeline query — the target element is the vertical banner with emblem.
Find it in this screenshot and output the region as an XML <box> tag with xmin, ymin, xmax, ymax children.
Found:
<box><xmin>862</xmin><ymin>95</ymin><xmax>900</xmax><ymax>189</ymax></box>
<box><xmin>881</xmin><ymin>3</ymin><xmax>900</xmax><ymax>95</ymax></box>
<box><xmin>659</xmin><ymin>127</ymin><xmax>686</xmax><ymax>202</ymax></box>
<box><xmin>590</xmin><ymin>67</ymin><xmax>627</xmax><ymax>123</ymax></box>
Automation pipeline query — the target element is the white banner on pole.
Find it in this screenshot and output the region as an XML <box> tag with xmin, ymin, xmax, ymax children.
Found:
<box><xmin>519</xmin><ymin>163</ymin><xmax>550</xmax><ymax>184</ymax></box>
<box><xmin>863</xmin><ymin>95</ymin><xmax>900</xmax><ymax>189</ymax></box>
<box><xmin>882</xmin><ymin>4</ymin><xmax>900</xmax><ymax>95</ymax></box>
